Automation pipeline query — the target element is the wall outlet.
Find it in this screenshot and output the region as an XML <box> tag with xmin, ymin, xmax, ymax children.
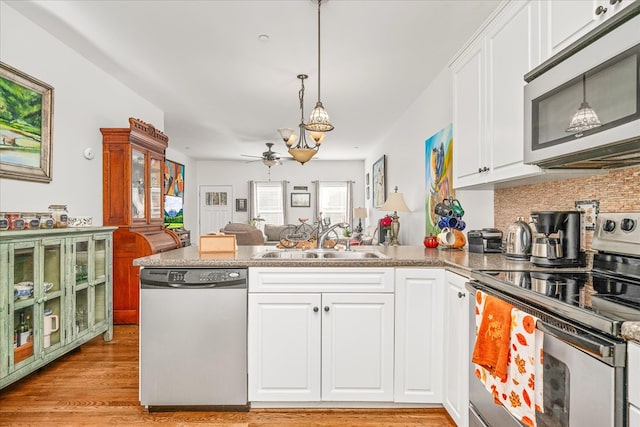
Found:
<box><xmin>574</xmin><ymin>199</ymin><xmax>599</xmax><ymax>231</ymax></box>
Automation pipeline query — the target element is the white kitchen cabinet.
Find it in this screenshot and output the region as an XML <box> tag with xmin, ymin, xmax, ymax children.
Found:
<box><xmin>443</xmin><ymin>271</ymin><xmax>470</xmax><ymax>427</ymax></box>
<box><xmin>394</xmin><ymin>268</ymin><xmax>444</xmax><ymax>403</ymax></box>
<box><xmin>321</xmin><ymin>293</ymin><xmax>394</xmax><ymax>401</ymax></box>
<box><xmin>629</xmin><ymin>341</ymin><xmax>640</xmax><ymax>425</ymax></box>
<box><xmin>247</xmin><ymin>267</ymin><xmax>395</xmax><ymax>403</ymax></box>
<box><xmin>540</xmin><ymin>0</ymin><xmax>634</xmax><ymax>61</ymax></box>
<box><xmin>451</xmin><ymin>0</ymin><xmax>541</xmax><ymax>189</ymax></box>
<box><xmin>248</xmin><ymin>293</ymin><xmax>321</xmax><ymax>401</ymax></box>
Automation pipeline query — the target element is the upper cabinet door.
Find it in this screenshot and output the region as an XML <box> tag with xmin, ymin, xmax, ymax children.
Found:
<box><xmin>452</xmin><ymin>40</ymin><xmax>486</xmax><ymax>188</ymax></box>
<box><xmin>131</xmin><ymin>148</ymin><xmax>146</xmax><ymax>221</ymax></box>
<box><xmin>541</xmin><ymin>0</ymin><xmax>635</xmax><ymax>60</ymax></box>
<box><xmin>148</xmin><ymin>154</ymin><xmax>164</xmax><ymax>223</ymax></box>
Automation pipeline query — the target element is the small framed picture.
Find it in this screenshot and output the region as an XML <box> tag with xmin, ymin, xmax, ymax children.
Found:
<box><xmin>291</xmin><ymin>192</ymin><xmax>310</xmax><ymax>208</ymax></box>
<box><xmin>235</xmin><ymin>198</ymin><xmax>247</xmax><ymax>212</ymax></box>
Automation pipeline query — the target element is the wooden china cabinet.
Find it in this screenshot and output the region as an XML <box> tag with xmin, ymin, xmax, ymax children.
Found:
<box><xmin>101</xmin><ymin>118</ymin><xmax>181</xmax><ymax>324</ymax></box>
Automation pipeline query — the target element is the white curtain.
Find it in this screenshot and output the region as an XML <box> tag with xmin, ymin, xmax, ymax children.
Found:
<box><xmin>314</xmin><ymin>181</ymin><xmax>353</xmax><ymax>226</ymax></box>
<box><xmin>249</xmin><ymin>180</ymin><xmax>287</xmax><ymax>225</ymax></box>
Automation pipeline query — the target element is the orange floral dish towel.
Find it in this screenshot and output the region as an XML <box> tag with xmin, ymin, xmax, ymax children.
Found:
<box><xmin>471</xmin><ymin>292</ymin><xmax>513</xmax><ymax>381</ymax></box>
<box><xmin>473</xmin><ymin>290</ymin><xmax>545</xmax><ymax>427</ymax></box>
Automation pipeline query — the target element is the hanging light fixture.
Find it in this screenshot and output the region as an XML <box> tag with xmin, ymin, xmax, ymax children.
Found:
<box><xmin>278</xmin><ymin>74</ymin><xmax>325</xmax><ymax>165</ymax></box>
<box><xmin>305</xmin><ymin>0</ymin><xmax>334</xmax><ymax>133</ymax></box>
<box><xmin>566</xmin><ymin>74</ymin><xmax>602</xmax><ymax>133</ymax></box>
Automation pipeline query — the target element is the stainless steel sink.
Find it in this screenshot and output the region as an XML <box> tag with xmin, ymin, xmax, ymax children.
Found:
<box><xmin>253</xmin><ymin>249</ymin><xmax>389</xmax><ymax>260</ymax></box>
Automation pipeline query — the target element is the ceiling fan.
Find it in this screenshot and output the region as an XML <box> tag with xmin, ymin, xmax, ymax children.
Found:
<box><xmin>242</xmin><ymin>142</ymin><xmax>283</xmax><ymax>167</ymax></box>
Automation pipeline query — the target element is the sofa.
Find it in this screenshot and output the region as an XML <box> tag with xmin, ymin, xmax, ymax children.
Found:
<box><xmin>263</xmin><ymin>224</ymin><xmax>289</xmax><ymax>246</ymax></box>
<box><xmin>219</xmin><ymin>223</ymin><xmax>265</xmax><ymax>246</ymax></box>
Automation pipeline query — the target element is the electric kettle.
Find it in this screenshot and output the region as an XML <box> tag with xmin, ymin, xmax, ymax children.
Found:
<box><xmin>505</xmin><ymin>217</ymin><xmax>532</xmax><ymax>260</ymax></box>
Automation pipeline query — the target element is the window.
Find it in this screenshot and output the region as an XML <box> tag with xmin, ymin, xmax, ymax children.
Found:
<box><xmin>315</xmin><ymin>181</ymin><xmax>352</xmax><ymax>225</ymax></box>
<box><xmin>250</xmin><ymin>181</ymin><xmax>285</xmax><ymax>225</ymax></box>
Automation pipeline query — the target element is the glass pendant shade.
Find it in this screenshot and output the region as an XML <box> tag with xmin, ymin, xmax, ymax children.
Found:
<box><xmin>262</xmin><ymin>159</ymin><xmax>278</xmax><ymax>167</ymax></box>
<box><xmin>566</xmin><ymin>101</ymin><xmax>602</xmax><ymax>132</ymax></box>
<box><xmin>288</xmin><ymin>148</ymin><xmax>317</xmax><ymax>164</ymax></box>
<box><xmin>306</xmin><ymin>102</ymin><xmax>334</xmax><ymax>132</ymax></box>
<box><xmin>566</xmin><ymin>74</ymin><xmax>602</xmax><ymax>133</ymax></box>
<box><xmin>308</xmin><ymin>130</ymin><xmax>325</xmax><ymax>145</ymax></box>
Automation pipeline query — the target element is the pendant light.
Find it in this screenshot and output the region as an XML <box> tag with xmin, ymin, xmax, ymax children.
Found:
<box><xmin>305</xmin><ymin>0</ymin><xmax>334</xmax><ymax>133</ymax></box>
<box><xmin>566</xmin><ymin>74</ymin><xmax>602</xmax><ymax>133</ymax></box>
<box><xmin>277</xmin><ymin>74</ymin><xmax>325</xmax><ymax>165</ymax></box>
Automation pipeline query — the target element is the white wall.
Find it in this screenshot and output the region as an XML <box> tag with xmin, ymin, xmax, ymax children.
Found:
<box><xmin>364</xmin><ymin>67</ymin><xmax>493</xmax><ymax>246</ymax></box>
<box><xmin>0</xmin><ymin>2</ymin><xmax>164</xmax><ymax>224</ymax></box>
<box><xmin>195</xmin><ymin>159</ymin><xmax>364</xmax><ymax>237</ymax></box>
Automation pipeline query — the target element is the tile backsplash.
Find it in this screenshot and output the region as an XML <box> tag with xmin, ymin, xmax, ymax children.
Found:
<box><xmin>494</xmin><ymin>166</ymin><xmax>640</xmax><ymax>249</ymax></box>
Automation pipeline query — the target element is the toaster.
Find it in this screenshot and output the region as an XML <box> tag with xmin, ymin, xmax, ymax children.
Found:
<box><xmin>467</xmin><ymin>228</ymin><xmax>503</xmax><ymax>253</ymax></box>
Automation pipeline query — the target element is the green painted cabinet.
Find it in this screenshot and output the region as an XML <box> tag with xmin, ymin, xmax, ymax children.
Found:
<box><xmin>0</xmin><ymin>227</ymin><xmax>115</xmax><ymax>389</ymax></box>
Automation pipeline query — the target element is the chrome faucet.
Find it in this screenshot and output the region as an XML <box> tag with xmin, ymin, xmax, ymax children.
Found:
<box><xmin>317</xmin><ymin>222</ymin><xmax>349</xmax><ymax>249</ymax></box>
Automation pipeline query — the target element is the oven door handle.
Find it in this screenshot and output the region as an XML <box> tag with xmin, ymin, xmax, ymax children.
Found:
<box><xmin>466</xmin><ymin>280</ymin><xmax>625</xmax><ymax>367</ymax></box>
<box><xmin>534</xmin><ymin>321</ymin><xmax>617</xmax><ymax>365</ymax></box>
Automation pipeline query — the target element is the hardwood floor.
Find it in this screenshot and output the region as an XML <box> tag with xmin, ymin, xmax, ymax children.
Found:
<box><xmin>0</xmin><ymin>326</ymin><xmax>455</xmax><ymax>426</ymax></box>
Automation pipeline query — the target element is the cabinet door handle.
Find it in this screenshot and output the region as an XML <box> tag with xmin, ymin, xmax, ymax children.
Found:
<box><xmin>478</xmin><ymin>167</ymin><xmax>483</xmax><ymax>173</ymax></box>
<box><xmin>324</xmin><ymin>306</ymin><xmax>330</xmax><ymax>312</ymax></box>
<box><xmin>595</xmin><ymin>5</ymin><xmax>607</xmax><ymax>15</ymax></box>
<box><xmin>313</xmin><ymin>306</ymin><xmax>319</xmax><ymax>312</ymax></box>
<box><xmin>483</xmin><ymin>166</ymin><xmax>490</xmax><ymax>172</ymax></box>
<box><xmin>458</xmin><ymin>291</ymin><xmax>466</xmax><ymax>299</ymax></box>
<box><xmin>609</xmin><ymin>0</ymin><xmax>621</xmax><ymax>4</ymax></box>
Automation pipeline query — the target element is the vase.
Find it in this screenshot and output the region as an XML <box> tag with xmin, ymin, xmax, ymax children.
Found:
<box><xmin>423</xmin><ymin>235</ymin><xmax>438</xmax><ymax>248</ymax></box>
<box><xmin>384</xmin><ymin>229</ymin><xmax>391</xmax><ymax>246</ymax></box>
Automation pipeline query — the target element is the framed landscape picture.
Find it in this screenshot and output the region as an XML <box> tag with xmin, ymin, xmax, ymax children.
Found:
<box><xmin>291</xmin><ymin>192</ymin><xmax>310</xmax><ymax>207</ymax></box>
<box><xmin>372</xmin><ymin>155</ymin><xmax>386</xmax><ymax>208</ymax></box>
<box><xmin>0</xmin><ymin>62</ymin><xmax>54</xmax><ymax>182</ymax></box>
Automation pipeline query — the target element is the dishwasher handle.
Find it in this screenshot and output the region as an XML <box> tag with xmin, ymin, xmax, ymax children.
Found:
<box><xmin>141</xmin><ymin>280</ymin><xmax>246</xmax><ymax>290</ymax></box>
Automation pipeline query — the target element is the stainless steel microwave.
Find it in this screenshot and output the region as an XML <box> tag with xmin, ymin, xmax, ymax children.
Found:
<box><xmin>524</xmin><ymin>9</ymin><xmax>640</xmax><ymax>169</ymax></box>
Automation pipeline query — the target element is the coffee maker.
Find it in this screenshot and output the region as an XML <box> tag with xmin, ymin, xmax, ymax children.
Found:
<box><xmin>530</xmin><ymin>211</ymin><xmax>585</xmax><ymax>267</ymax></box>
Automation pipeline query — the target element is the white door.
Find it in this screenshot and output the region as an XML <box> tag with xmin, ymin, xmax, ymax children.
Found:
<box><xmin>443</xmin><ymin>271</ymin><xmax>470</xmax><ymax>427</ymax></box>
<box><xmin>247</xmin><ymin>293</ymin><xmax>321</xmax><ymax>402</ymax></box>
<box><xmin>321</xmin><ymin>293</ymin><xmax>394</xmax><ymax>401</ymax></box>
<box><xmin>199</xmin><ymin>185</ymin><xmax>233</xmax><ymax>236</ymax></box>
<box><xmin>394</xmin><ymin>268</ymin><xmax>444</xmax><ymax>403</ymax></box>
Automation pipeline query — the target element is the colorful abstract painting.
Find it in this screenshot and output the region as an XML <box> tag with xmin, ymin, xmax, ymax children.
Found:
<box><xmin>164</xmin><ymin>159</ymin><xmax>185</xmax><ymax>197</ymax></box>
<box><xmin>425</xmin><ymin>124</ymin><xmax>454</xmax><ymax>234</ymax></box>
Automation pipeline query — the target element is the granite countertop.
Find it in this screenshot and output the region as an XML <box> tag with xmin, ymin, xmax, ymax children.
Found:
<box><xmin>133</xmin><ymin>244</ymin><xmax>640</xmax><ymax>343</ymax></box>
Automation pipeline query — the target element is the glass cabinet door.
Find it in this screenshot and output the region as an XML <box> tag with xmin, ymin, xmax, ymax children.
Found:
<box><xmin>149</xmin><ymin>154</ymin><xmax>163</xmax><ymax>221</ymax></box>
<box><xmin>41</xmin><ymin>239</ymin><xmax>65</xmax><ymax>352</ymax></box>
<box><xmin>11</xmin><ymin>242</ymin><xmax>37</xmax><ymax>368</ymax></box>
<box><xmin>131</xmin><ymin>148</ymin><xmax>146</xmax><ymax>220</ymax></box>
<box><xmin>73</xmin><ymin>238</ymin><xmax>90</xmax><ymax>337</ymax></box>
<box><xmin>92</xmin><ymin>236</ymin><xmax>109</xmax><ymax>329</ymax></box>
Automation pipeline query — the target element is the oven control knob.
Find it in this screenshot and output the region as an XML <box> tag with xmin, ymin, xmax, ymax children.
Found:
<box><xmin>621</xmin><ymin>218</ymin><xmax>636</xmax><ymax>232</ymax></box>
<box><xmin>603</xmin><ymin>219</ymin><xmax>616</xmax><ymax>233</ymax></box>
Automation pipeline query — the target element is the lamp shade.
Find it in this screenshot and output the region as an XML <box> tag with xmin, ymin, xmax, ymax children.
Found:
<box><xmin>354</xmin><ymin>207</ymin><xmax>368</xmax><ymax>219</ymax></box>
<box><xmin>381</xmin><ymin>192</ymin><xmax>411</xmax><ymax>213</ymax></box>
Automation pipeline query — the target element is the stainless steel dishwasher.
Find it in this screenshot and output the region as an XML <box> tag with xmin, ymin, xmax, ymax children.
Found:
<box><xmin>139</xmin><ymin>267</ymin><xmax>248</xmax><ymax>411</ymax></box>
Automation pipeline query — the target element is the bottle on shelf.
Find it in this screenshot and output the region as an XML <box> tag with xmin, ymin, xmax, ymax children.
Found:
<box><xmin>25</xmin><ymin>314</ymin><xmax>32</xmax><ymax>343</ymax></box>
<box><xmin>18</xmin><ymin>312</ymin><xmax>29</xmax><ymax>347</ymax></box>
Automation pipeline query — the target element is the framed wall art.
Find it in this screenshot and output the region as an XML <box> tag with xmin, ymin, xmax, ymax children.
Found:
<box><xmin>0</xmin><ymin>62</ymin><xmax>54</xmax><ymax>182</ymax></box>
<box><xmin>236</xmin><ymin>198</ymin><xmax>248</xmax><ymax>212</ymax></box>
<box><xmin>291</xmin><ymin>192</ymin><xmax>310</xmax><ymax>208</ymax></box>
<box><xmin>372</xmin><ymin>155</ymin><xmax>386</xmax><ymax>208</ymax></box>
<box><xmin>164</xmin><ymin>159</ymin><xmax>185</xmax><ymax>197</ymax></box>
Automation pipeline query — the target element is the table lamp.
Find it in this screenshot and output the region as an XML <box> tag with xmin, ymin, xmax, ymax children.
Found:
<box><xmin>380</xmin><ymin>186</ymin><xmax>411</xmax><ymax>246</ymax></box>
<box><xmin>353</xmin><ymin>207</ymin><xmax>367</xmax><ymax>233</ymax></box>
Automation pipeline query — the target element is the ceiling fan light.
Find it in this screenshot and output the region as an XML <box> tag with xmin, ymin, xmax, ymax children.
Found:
<box><xmin>308</xmin><ymin>130</ymin><xmax>325</xmax><ymax>145</ymax></box>
<box><xmin>263</xmin><ymin>159</ymin><xmax>279</xmax><ymax>167</ymax></box>
<box><xmin>288</xmin><ymin>148</ymin><xmax>317</xmax><ymax>164</ymax></box>
<box><xmin>305</xmin><ymin>101</ymin><xmax>334</xmax><ymax>132</ymax></box>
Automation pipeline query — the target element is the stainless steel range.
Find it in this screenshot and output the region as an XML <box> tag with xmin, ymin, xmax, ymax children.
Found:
<box><xmin>467</xmin><ymin>212</ymin><xmax>640</xmax><ymax>427</ymax></box>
